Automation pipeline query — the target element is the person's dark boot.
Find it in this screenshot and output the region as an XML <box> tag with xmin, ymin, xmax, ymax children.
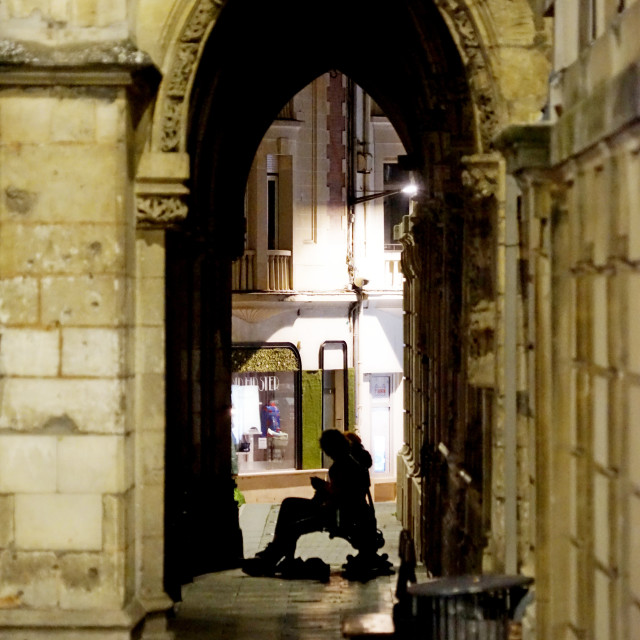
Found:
<box><xmin>241</xmin><ymin>543</ymin><xmax>284</xmax><ymax>577</ymax></box>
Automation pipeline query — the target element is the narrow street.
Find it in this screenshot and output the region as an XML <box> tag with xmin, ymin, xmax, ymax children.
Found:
<box><xmin>170</xmin><ymin>502</ymin><xmax>408</xmax><ymax>640</ymax></box>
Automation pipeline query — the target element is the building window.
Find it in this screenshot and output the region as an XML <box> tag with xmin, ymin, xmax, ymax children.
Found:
<box><xmin>267</xmin><ymin>155</ymin><xmax>279</xmax><ymax>250</ymax></box>
<box><xmin>383</xmin><ymin>162</ymin><xmax>411</xmax><ymax>250</ymax></box>
<box><xmin>231</xmin><ymin>343</ymin><xmax>301</xmax><ymax>473</ymax></box>
<box><xmin>370</xmin><ymin>375</ymin><xmax>392</xmax><ymax>473</ymax></box>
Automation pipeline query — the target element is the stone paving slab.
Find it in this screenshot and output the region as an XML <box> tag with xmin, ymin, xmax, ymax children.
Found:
<box><xmin>170</xmin><ymin>502</ymin><xmax>405</xmax><ymax>640</ymax></box>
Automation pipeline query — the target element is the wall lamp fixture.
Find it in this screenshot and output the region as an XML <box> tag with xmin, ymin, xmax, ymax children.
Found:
<box><xmin>348</xmin><ymin>182</ymin><xmax>418</xmax><ymax>206</ymax></box>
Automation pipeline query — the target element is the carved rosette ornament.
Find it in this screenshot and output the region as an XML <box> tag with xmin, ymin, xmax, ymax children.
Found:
<box><xmin>159</xmin><ymin>0</ymin><xmax>224</xmax><ymax>152</ymax></box>
<box><xmin>434</xmin><ymin>0</ymin><xmax>504</xmax><ymax>150</ymax></box>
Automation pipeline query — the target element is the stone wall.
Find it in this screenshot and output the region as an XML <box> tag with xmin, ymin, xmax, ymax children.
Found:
<box><xmin>0</xmin><ymin>22</ymin><xmax>169</xmax><ymax>637</ymax></box>
<box><xmin>0</xmin><ymin>83</ymin><xmax>140</xmax><ymax>636</ymax></box>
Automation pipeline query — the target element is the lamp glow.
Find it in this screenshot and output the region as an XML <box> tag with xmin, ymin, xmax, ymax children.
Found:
<box><xmin>401</xmin><ymin>183</ymin><xmax>418</xmax><ymax>196</ymax></box>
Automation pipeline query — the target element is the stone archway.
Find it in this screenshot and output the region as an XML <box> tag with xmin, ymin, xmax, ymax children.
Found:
<box><xmin>137</xmin><ymin>0</ymin><xmax>549</xmax><ymax>598</ymax></box>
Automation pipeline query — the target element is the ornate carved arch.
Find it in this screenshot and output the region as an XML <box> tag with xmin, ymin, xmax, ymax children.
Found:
<box><xmin>149</xmin><ymin>0</ymin><xmax>511</xmax><ymax>159</ymax></box>
<box><xmin>433</xmin><ymin>0</ymin><xmax>507</xmax><ymax>151</ymax></box>
<box><xmin>152</xmin><ymin>0</ymin><xmax>225</xmax><ymax>153</ymax></box>
<box><xmin>135</xmin><ymin>0</ymin><xmax>223</xmax><ymax>228</ymax></box>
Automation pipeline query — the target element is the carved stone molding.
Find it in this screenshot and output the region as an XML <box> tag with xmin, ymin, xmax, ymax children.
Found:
<box><xmin>399</xmin><ymin>443</ymin><xmax>422</xmax><ymax>477</ymax></box>
<box><xmin>461</xmin><ymin>154</ymin><xmax>502</xmax><ymax>201</ymax></box>
<box><xmin>136</xmin><ymin>195</ymin><xmax>188</xmax><ymax>227</ymax></box>
<box><xmin>158</xmin><ymin>0</ymin><xmax>224</xmax><ymax>152</ymax></box>
<box><xmin>231</xmin><ymin>306</ymin><xmax>287</xmax><ymax>324</ymax></box>
<box><xmin>135</xmin><ymin>151</ymin><xmax>190</xmax><ymax>228</ymax></box>
<box><xmin>0</xmin><ymin>39</ymin><xmax>160</xmax><ymax>92</ymax></box>
<box><xmin>156</xmin><ymin>0</ymin><xmax>503</xmax><ymax>154</ymax></box>
<box><xmin>434</xmin><ymin>0</ymin><xmax>504</xmax><ymax>150</ymax></box>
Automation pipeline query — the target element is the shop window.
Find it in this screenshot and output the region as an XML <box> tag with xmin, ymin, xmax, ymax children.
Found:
<box><xmin>231</xmin><ymin>343</ymin><xmax>301</xmax><ymax>473</ymax></box>
<box><xmin>370</xmin><ymin>374</ymin><xmax>392</xmax><ymax>473</ymax></box>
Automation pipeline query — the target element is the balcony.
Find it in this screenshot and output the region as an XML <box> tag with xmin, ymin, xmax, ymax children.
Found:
<box><xmin>384</xmin><ymin>255</ymin><xmax>404</xmax><ymax>289</ymax></box>
<box><xmin>231</xmin><ymin>249</ymin><xmax>256</xmax><ymax>291</ymax></box>
<box><xmin>267</xmin><ymin>250</ymin><xmax>293</xmax><ymax>291</ymax></box>
<box><xmin>232</xmin><ymin>249</ymin><xmax>292</xmax><ymax>292</ymax></box>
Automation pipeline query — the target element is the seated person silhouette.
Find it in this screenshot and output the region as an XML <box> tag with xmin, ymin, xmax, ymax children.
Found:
<box><xmin>242</xmin><ymin>428</ymin><xmax>391</xmax><ymax>581</ymax></box>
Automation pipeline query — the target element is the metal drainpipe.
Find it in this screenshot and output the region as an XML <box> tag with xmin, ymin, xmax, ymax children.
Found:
<box><xmin>346</xmin><ymin>77</ymin><xmax>359</xmax><ymax>431</ymax></box>
<box><xmin>504</xmin><ymin>174</ymin><xmax>519</xmax><ymax>574</ymax></box>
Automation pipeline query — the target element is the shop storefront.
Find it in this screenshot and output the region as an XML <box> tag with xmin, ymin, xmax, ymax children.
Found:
<box><xmin>231</xmin><ymin>343</ymin><xmax>302</xmax><ymax>473</ymax></box>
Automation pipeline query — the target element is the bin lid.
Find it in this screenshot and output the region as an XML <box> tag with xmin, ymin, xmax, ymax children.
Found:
<box><xmin>407</xmin><ymin>573</ymin><xmax>533</xmax><ymax>597</ymax></box>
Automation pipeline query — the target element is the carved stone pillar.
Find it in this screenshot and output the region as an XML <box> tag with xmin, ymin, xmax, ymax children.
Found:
<box><xmin>134</xmin><ymin>152</ymin><xmax>189</xmax><ymax>640</ymax></box>
<box><xmin>395</xmin><ymin>208</ymin><xmax>424</xmax><ymax>546</ymax></box>
<box><xmin>461</xmin><ymin>153</ymin><xmax>506</xmax><ymax>572</ymax></box>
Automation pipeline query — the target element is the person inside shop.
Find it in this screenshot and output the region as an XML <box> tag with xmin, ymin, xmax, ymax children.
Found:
<box><xmin>261</xmin><ymin>399</ymin><xmax>281</xmax><ymax>436</ymax></box>
<box><xmin>242</xmin><ymin>428</ymin><xmax>389</xmax><ymax>580</ymax></box>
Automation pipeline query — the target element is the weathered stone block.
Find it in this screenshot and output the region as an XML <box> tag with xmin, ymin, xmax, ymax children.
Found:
<box><xmin>0</xmin><ymin>94</ymin><xmax>53</xmax><ymax>144</ymax></box>
<box><xmin>140</xmin><ymin>535</ymin><xmax>165</xmax><ymax>598</ymax></box>
<box><xmin>593</xmin><ymin>474</ymin><xmax>611</xmax><ymax>567</ymax></box>
<box><xmin>0</xmin><ymin>277</ymin><xmax>39</xmax><ymax>325</ymax></box>
<box><xmin>592</xmin><ymin>276</ymin><xmax>608</xmax><ymax>369</ymax></box>
<box><xmin>142</xmin><ymin>484</ymin><xmax>164</xmax><ymax>538</ymax></box>
<box><xmin>0</xmin><ymin>550</ymin><xmax>59</xmax><ymax>608</ymax></box>
<box><xmin>136</xmin><ymin>277</ymin><xmax>165</xmax><ymax>326</ymax></box>
<box><xmin>500</xmin><ymin>48</ymin><xmax>551</xmax><ymax>122</ymax></box>
<box><xmin>135</xmin><ymin>327</ymin><xmax>164</xmax><ymax>376</ymax></box>
<box><xmin>592</xmin><ymin>376</ymin><xmax>609</xmax><ymax>469</ymax></box>
<box><xmin>628</xmin><ymin>273</ymin><xmax>640</xmax><ymax>374</ymax></box>
<box><xmin>41</xmin><ymin>275</ymin><xmax>127</xmax><ymax>327</ymax></box>
<box><xmin>0</xmin><ymin>495</ymin><xmax>15</xmax><ymax>547</ymax></box>
<box><xmin>15</xmin><ymin>494</ymin><xmax>102</xmax><ymax>551</ymax></box>
<box><xmin>0</xmin><ymin>378</ymin><xmax>126</xmax><ymax>434</ymax></box>
<box><xmin>59</xmin><ymin>552</ymin><xmax>123</xmax><ymax>610</ymax></box>
<box><xmin>51</xmin><ymin>98</ymin><xmax>97</xmax><ymax>143</ymax></box>
<box><xmin>57</xmin><ymin>435</ymin><xmax>126</xmax><ymax>493</ymax></box>
<box><xmin>96</xmin><ymin>98</ymin><xmax>126</xmax><ymax>144</ymax></box>
<box><xmin>103</xmin><ymin>494</ymin><xmax>126</xmax><ymax>552</ymax></box>
<box><xmin>628</xmin><ymin>384</ymin><xmax>640</xmax><ymax>488</ymax></box>
<box><xmin>137</xmin><ymin>373</ymin><xmax>165</xmax><ymax>432</ymax></box>
<box><xmin>140</xmin><ymin>431</ymin><xmax>165</xmax><ymax>487</ymax></box>
<box><xmin>0</xmin><ymin>328</ymin><xmax>59</xmax><ymax>376</ymax></box>
<box><xmin>62</xmin><ymin>328</ymin><xmax>122</xmax><ymax>377</ymax></box>
<box><xmin>630</xmin><ymin>494</ymin><xmax>640</xmax><ymax>600</ymax></box>
<box><xmin>0</xmin><ymin>435</ymin><xmax>57</xmax><ymax>493</ymax></box>
<box><xmin>136</xmin><ymin>231</ymin><xmax>166</xmax><ymax>279</ymax></box>
<box><xmin>628</xmin><ymin>155</ymin><xmax>640</xmax><ymax>262</ymax></box>
<box><xmin>0</xmin><ymin>222</ymin><xmax>126</xmax><ymax>277</ymax></box>
<box><xmin>74</xmin><ymin>0</ymin><xmax>127</xmax><ymax>28</ymax></box>
<box><xmin>0</xmin><ymin>144</ymin><xmax>122</xmax><ymax>224</ymax></box>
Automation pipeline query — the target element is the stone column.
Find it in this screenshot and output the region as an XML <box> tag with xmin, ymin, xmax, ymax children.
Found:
<box><xmin>495</xmin><ymin>123</ymin><xmax>554</xmax><ymax>639</ymax></box>
<box><xmin>135</xmin><ymin>153</ymin><xmax>189</xmax><ymax>639</ymax></box>
<box><xmin>395</xmin><ymin>206</ymin><xmax>425</xmax><ymax>559</ymax></box>
<box><xmin>0</xmin><ymin>41</ymin><xmax>162</xmax><ymax>639</ymax></box>
<box><xmin>461</xmin><ymin>153</ymin><xmax>507</xmax><ymax>572</ymax></box>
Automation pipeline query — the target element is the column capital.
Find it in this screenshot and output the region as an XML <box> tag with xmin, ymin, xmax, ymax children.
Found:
<box><xmin>493</xmin><ymin>123</ymin><xmax>552</xmax><ymax>174</ymax></box>
<box><xmin>135</xmin><ymin>152</ymin><xmax>190</xmax><ymax>229</ymax></box>
<box><xmin>461</xmin><ymin>153</ymin><xmax>504</xmax><ymax>201</ymax></box>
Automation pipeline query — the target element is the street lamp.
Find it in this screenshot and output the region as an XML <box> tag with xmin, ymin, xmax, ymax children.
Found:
<box><xmin>348</xmin><ymin>182</ymin><xmax>418</xmax><ymax>206</ymax></box>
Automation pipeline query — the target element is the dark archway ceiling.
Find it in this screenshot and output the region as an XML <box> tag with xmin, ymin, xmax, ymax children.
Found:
<box><xmin>188</xmin><ymin>0</ymin><xmax>475</xmax><ymax>253</ymax></box>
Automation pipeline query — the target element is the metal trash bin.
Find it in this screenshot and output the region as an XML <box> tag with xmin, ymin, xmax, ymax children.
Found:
<box><xmin>403</xmin><ymin>574</ymin><xmax>533</xmax><ymax>640</ymax></box>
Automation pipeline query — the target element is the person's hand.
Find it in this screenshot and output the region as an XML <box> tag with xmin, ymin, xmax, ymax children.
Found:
<box><xmin>310</xmin><ymin>476</ymin><xmax>327</xmax><ymax>490</ymax></box>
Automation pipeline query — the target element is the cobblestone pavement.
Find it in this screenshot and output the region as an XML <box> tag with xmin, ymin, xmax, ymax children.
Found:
<box><xmin>170</xmin><ymin>502</ymin><xmax>405</xmax><ymax>640</ymax></box>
